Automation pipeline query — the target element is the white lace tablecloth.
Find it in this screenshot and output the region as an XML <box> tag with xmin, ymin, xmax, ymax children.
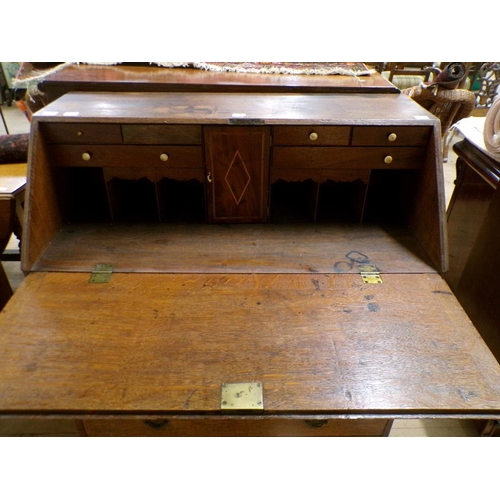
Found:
<box><xmin>451</xmin><ymin>116</ymin><xmax>500</xmax><ymax>162</ymax></box>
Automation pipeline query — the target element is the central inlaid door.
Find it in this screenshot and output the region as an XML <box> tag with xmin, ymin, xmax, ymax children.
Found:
<box><xmin>204</xmin><ymin>126</ymin><xmax>270</xmax><ymax>223</ymax></box>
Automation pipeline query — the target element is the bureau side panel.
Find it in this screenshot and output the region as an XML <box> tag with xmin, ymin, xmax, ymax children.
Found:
<box><xmin>408</xmin><ymin>125</ymin><xmax>448</xmax><ymax>272</ymax></box>
<box><xmin>21</xmin><ymin>121</ymin><xmax>63</xmax><ymax>271</ymax></box>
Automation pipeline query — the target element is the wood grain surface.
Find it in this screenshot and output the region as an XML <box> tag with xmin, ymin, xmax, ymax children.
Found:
<box><xmin>32</xmin><ymin>223</ymin><xmax>436</xmax><ymax>274</ymax></box>
<box><xmin>1</xmin><ymin>272</ymin><xmax>500</xmax><ymax>417</ymax></box>
<box><xmin>37</xmin><ymin>64</ymin><xmax>398</xmax><ymax>101</ymax></box>
<box><xmin>33</xmin><ymin>92</ymin><xmax>437</xmax><ymax>125</ymax></box>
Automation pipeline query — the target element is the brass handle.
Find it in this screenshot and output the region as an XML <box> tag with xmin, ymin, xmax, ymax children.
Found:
<box><xmin>384</xmin><ymin>155</ymin><xmax>393</xmax><ymax>164</ymax></box>
<box><xmin>77</xmin><ymin>131</ymin><xmax>83</xmax><ymax>136</ymax></box>
<box><xmin>144</xmin><ymin>419</ymin><xmax>169</xmax><ymax>429</ymax></box>
<box><xmin>207</xmin><ymin>172</ymin><xmax>213</xmax><ymax>183</ymax></box>
<box><xmin>309</xmin><ymin>132</ymin><xmax>318</xmax><ymax>141</ymax></box>
<box><xmin>82</xmin><ymin>152</ymin><xmax>91</xmax><ymax>161</ymax></box>
<box><xmin>304</xmin><ymin>419</ymin><xmax>329</xmax><ymax>428</ymax></box>
<box><xmin>160</xmin><ymin>153</ymin><xmax>169</xmax><ymax>162</ymax></box>
<box><xmin>388</xmin><ymin>133</ymin><xmax>397</xmax><ymax>142</ymax></box>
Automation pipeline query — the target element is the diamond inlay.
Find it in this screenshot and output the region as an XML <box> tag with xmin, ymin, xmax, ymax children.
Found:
<box><xmin>224</xmin><ymin>150</ymin><xmax>251</xmax><ymax>206</ymax></box>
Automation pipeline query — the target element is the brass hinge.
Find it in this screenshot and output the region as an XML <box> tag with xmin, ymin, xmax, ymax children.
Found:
<box><xmin>358</xmin><ymin>264</ymin><xmax>383</xmax><ymax>284</ymax></box>
<box><xmin>89</xmin><ymin>263</ymin><xmax>114</xmax><ymax>283</ymax></box>
<box><xmin>221</xmin><ymin>382</ymin><xmax>264</xmax><ymax>413</ymax></box>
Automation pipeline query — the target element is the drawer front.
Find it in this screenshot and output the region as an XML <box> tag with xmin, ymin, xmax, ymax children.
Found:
<box><xmin>83</xmin><ymin>417</ymin><xmax>392</xmax><ymax>437</ymax></box>
<box><xmin>41</xmin><ymin>123</ymin><xmax>123</xmax><ymax>144</ymax></box>
<box><xmin>273</xmin><ymin>147</ymin><xmax>425</xmax><ymax>170</ymax></box>
<box><xmin>49</xmin><ymin>145</ymin><xmax>203</xmax><ymax>169</ymax></box>
<box><xmin>273</xmin><ymin>126</ymin><xmax>350</xmax><ymax>146</ymax></box>
<box><xmin>351</xmin><ymin>126</ymin><xmax>432</xmax><ymax>146</ymax></box>
<box><xmin>122</xmin><ymin>124</ymin><xmax>202</xmax><ymax>144</ymax></box>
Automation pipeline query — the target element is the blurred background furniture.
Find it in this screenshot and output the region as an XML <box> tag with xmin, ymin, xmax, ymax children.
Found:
<box><xmin>402</xmin><ymin>84</ymin><xmax>476</xmax><ymax>137</ymax></box>
<box><xmin>474</xmin><ymin>62</ymin><xmax>500</xmax><ymax>108</ymax></box>
<box><xmin>0</xmin><ymin>165</ymin><xmax>26</xmax><ymax>310</ymax></box>
<box><xmin>0</xmin><ymin>63</ymin><xmax>22</xmax><ymax>107</ymax></box>
<box><xmin>382</xmin><ymin>62</ymin><xmax>483</xmax><ymax>90</ymax></box>
<box><xmin>0</xmin><ymin>124</ymin><xmax>28</xmax><ymax>310</ymax></box>
<box><xmin>401</xmin><ymin>64</ymin><xmax>477</xmax><ymax>161</ymax></box>
<box><xmin>383</xmin><ymin>62</ymin><xmax>438</xmax><ymax>89</ymax></box>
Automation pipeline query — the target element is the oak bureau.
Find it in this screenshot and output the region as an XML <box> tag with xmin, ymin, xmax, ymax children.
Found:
<box><xmin>1</xmin><ymin>91</ymin><xmax>500</xmax><ymax>436</ymax></box>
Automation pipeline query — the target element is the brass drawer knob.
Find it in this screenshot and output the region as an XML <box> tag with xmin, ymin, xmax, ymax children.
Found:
<box><xmin>388</xmin><ymin>133</ymin><xmax>397</xmax><ymax>142</ymax></box>
<box><xmin>384</xmin><ymin>155</ymin><xmax>393</xmax><ymax>164</ymax></box>
<box><xmin>309</xmin><ymin>132</ymin><xmax>318</xmax><ymax>141</ymax></box>
<box><xmin>81</xmin><ymin>152</ymin><xmax>91</xmax><ymax>161</ymax></box>
<box><xmin>160</xmin><ymin>153</ymin><xmax>169</xmax><ymax>162</ymax></box>
<box><xmin>77</xmin><ymin>131</ymin><xmax>83</xmax><ymax>136</ymax></box>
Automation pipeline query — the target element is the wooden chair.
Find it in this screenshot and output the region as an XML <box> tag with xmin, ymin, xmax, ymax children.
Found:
<box><xmin>402</xmin><ymin>85</ymin><xmax>476</xmax><ymax>136</ymax></box>
<box><xmin>402</xmin><ymin>84</ymin><xmax>476</xmax><ymax>162</ymax></box>
<box><xmin>383</xmin><ymin>62</ymin><xmax>437</xmax><ymax>89</ymax></box>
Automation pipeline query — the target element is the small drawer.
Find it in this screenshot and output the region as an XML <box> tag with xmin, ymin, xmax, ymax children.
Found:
<box><xmin>40</xmin><ymin>123</ymin><xmax>123</xmax><ymax>144</ymax></box>
<box><xmin>49</xmin><ymin>145</ymin><xmax>203</xmax><ymax>169</ymax></box>
<box><xmin>351</xmin><ymin>126</ymin><xmax>432</xmax><ymax>146</ymax></box>
<box><xmin>273</xmin><ymin>147</ymin><xmax>425</xmax><ymax>170</ymax></box>
<box><xmin>273</xmin><ymin>126</ymin><xmax>350</xmax><ymax>146</ymax></box>
<box><xmin>82</xmin><ymin>417</ymin><xmax>392</xmax><ymax>437</ymax></box>
<box><xmin>122</xmin><ymin>124</ymin><xmax>202</xmax><ymax>144</ymax></box>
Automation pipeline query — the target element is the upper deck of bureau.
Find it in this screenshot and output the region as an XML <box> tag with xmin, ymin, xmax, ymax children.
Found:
<box><xmin>33</xmin><ymin>92</ymin><xmax>439</xmax><ymax>126</ymax></box>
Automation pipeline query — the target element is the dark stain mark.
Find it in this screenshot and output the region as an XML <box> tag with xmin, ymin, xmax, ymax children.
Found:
<box><xmin>334</xmin><ymin>261</ymin><xmax>353</xmax><ymax>272</ymax></box>
<box><xmin>343</xmin><ymin>308</ymin><xmax>352</xmax><ymax>313</ymax></box>
<box><xmin>345</xmin><ymin>390</ymin><xmax>352</xmax><ymax>401</ymax></box>
<box><xmin>458</xmin><ymin>389</ymin><xmax>477</xmax><ymax>402</ymax></box>
<box><xmin>182</xmin><ymin>389</ymin><xmax>198</xmax><ymax>409</ymax></box>
<box><xmin>368</xmin><ymin>303</ymin><xmax>380</xmax><ymax>312</ymax></box>
<box><xmin>364</xmin><ymin>294</ymin><xmax>374</xmax><ymax>301</ymax></box>
<box><xmin>334</xmin><ymin>250</ymin><xmax>371</xmax><ymax>272</ymax></box>
<box><xmin>433</xmin><ymin>290</ymin><xmax>453</xmax><ymax>295</ymax></box>
<box><xmin>311</xmin><ymin>279</ymin><xmax>321</xmax><ymax>290</ymax></box>
<box><xmin>152</xmin><ymin>309</ymin><xmax>159</xmax><ymax>318</ymax></box>
<box><xmin>346</xmin><ymin>251</ymin><xmax>370</xmax><ymax>264</ymax></box>
<box><xmin>308</xmin><ymin>267</ymin><xmax>319</xmax><ymax>273</ymax></box>
<box><xmin>256</xmin><ymin>301</ymin><xmax>261</xmax><ymax>305</ymax></box>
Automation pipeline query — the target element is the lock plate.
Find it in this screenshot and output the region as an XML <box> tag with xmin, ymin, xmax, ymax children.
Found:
<box><xmin>221</xmin><ymin>382</ymin><xmax>264</xmax><ymax>412</ymax></box>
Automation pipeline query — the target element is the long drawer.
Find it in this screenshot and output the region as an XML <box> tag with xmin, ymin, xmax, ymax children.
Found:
<box><xmin>273</xmin><ymin>146</ymin><xmax>426</xmax><ymax>170</ymax></box>
<box><xmin>48</xmin><ymin>144</ymin><xmax>203</xmax><ymax>169</ymax></box>
<box><xmin>82</xmin><ymin>417</ymin><xmax>393</xmax><ymax>437</ymax></box>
